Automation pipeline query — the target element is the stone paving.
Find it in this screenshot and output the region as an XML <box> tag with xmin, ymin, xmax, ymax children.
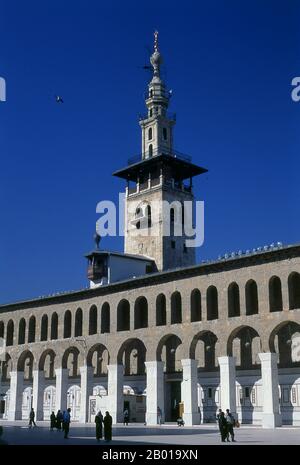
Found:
<box><xmin>0</xmin><ymin>421</ymin><xmax>300</xmax><ymax>445</ymax></box>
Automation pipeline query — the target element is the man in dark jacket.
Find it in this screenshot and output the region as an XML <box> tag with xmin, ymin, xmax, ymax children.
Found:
<box><xmin>63</xmin><ymin>408</ymin><xmax>71</xmax><ymax>439</ymax></box>
<box><xmin>217</xmin><ymin>411</ymin><xmax>228</xmax><ymax>442</ymax></box>
<box><xmin>28</xmin><ymin>408</ymin><xmax>36</xmax><ymax>427</ymax></box>
<box><xmin>103</xmin><ymin>411</ymin><xmax>113</xmax><ymax>441</ymax></box>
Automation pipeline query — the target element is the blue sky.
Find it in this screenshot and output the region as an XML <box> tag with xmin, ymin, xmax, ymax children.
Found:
<box><xmin>0</xmin><ymin>0</ymin><xmax>299</xmax><ymax>303</ymax></box>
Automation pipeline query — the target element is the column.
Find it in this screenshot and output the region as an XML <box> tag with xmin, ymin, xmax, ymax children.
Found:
<box><xmin>32</xmin><ymin>370</ymin><xmax>45</xmax><ymax>420</ymax></box>
<box><xmin>79</xmin><ymin>365</ymin><xmax>94</xmax><ymax>423</ymax></box>
<box><xmin>181</xmin><ymin>359</ymin><xmax>200</xmax><ymax>426</ymax></box>
<box><xmin>107</xmin><ymin>364</ymin><xmax>123</xmax><ymax>424</ymax></box>
<box><xmin>145</xmin><ymin>361</ymin><xmax>164</xmax><ymax>425</ymax></box>
<box><xmin>7</xmin><ymin>371</ymin><xmax>23</xmax><ymax>420</ymax></box>
<box><xmin>258</xmin><ymin>352</ymin><xmax>282</xmax><ymax>428</ymax></box>
<box><xmin>55</xmin><ymin>368</ymin><xmax>68</xmax><ymax>413</ymax></box>
<box><xmin>218</xmin><ymin>356</ymin><xmax>236</xmax><ymax>415</ymax></box>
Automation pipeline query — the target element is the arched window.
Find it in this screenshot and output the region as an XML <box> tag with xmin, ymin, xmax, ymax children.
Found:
<box><xmin>75</xmin><ymin>308</ymin><xmax>83</xmax><ymax>337</ymax></box>
<box><xmin>207</xmin><ymin>286</ymin><xmax>218</xmax><ymax>320</ymax></box>
<box><xmin>41</xmin><ymin>315</ymin><xmax>48</xmax><ymax>341</ymax></box>
<box><xmin>101</xmin><ymin>302</ymin><xmax>110</xmax><ymax>334</ymax></box>
<box><xmin>156</xmin><ymin>294</ymin><xmax>166</xmax><ymax>326</ymax></box>
<box><xmin>288</xmin><ymin>272</ymin><xmax>300</xmax><ymax>310</ymax></box>
<box><xmin>245</xmin><ymin>280</ymin><xmax>259</xmax><ymax>315</ymax></box>
<box><xmin>269</xmin><ymin>276</ymin><xmax>283</xmax><ymax>312</ymax></box>
<box><xmin>148</xmin><ymin>144</ymin><xmax>153</xmax><ymax>158</ymax></box>
<box><xmin>148</xmin><ymin>127</ymin><xmax>152</xmax><ymax>140</ymax></box>
<box><xmin>191</xmin><ymin>289</ymin><xmax>201</xmax><ymax>322</ymax></box>
<box><xmin>51</xmin><ymin>313</ymin><xmax>58</xmax><ymax>340</ymax></box>
<box><xmin>64</xmin><ymin>311</ymin><xmax>72</xmax><ymax>338</ymax></box>
<box><xmin>163</xmin><ymin>127</ymin><xmax>167</xmax><ymax>140</ymax></box>
<box><xmin>0</xmin><ymin>321</ymin><xmax>4</xmax><ymax>338</ymax></box>
<box><xmin>134</xmin><ymin>297</ymin><xmax>148</xmax><ymax>329</ymax></box>
<box><xmin>117</xmin><ymin>300</ymin><xmax>130</xmax><ymax>331</ymax></box>
<box><xmin>171</xmin><ymin>291</ymin><xmax>182</xmax><ymax>324</ymax></box>
<box><xmin>149</xmin><ymin>108</ymin><xmax>153</xmax><ymax>117</ymax></box>
<box><xmin>18</xmin><ymin>318</ymin><xmax>26</xmax><ymax>345</ymax></box>
<box><xmin>89</xmin><ymin>305</ymin><xmax>97</xmax><ymax>335</ymax></box>
<box><xmin>228</xmin><ymin>283</ymin><xmax>240</xmax><ymax>317</ymax></box>
<box><xmin>170</xmin><ymin>207</ymin><xmax>175</xmax><ymax>223</ymax></box>
<box><xmin>6</xmin><ymin>320</ymin><xmax>14</xmax><ymax>346</ymax></box>
<box><xmin>28</xmin><ymin>316</ymin><xmax>36</xmax><ymax>343</ymax></box>
<box><xmin>146</xmin><ymin>204</ymin><xmax>151</xmax><ymax>228</ymax></box>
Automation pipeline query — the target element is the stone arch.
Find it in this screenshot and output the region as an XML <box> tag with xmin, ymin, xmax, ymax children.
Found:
<box><xmin>156</xmin><ymin>334</ymin><xmax>183</xmax><ymax>373</ymax></box>
<box><xmin>245</xmin><ymin>279</ymin><xmax>259</xmax><ymax>315</ymax></box>
<box><xmin>0</xmin><ymin>321</ymin><xmax>4</xmax><ymax>338</ymax></box>
<box><xmin>156</xmin><ymin>293</ymin><xmax>166</xmax><ymax>326</ymax></box>
<box><xmin>117</xmin><ymin>338</ymin><xmax>147</xmax><ymax>375</ymax></box>
<box><xmin>101</xmin><ymin>302</ymin><xmax>110</xmax><ymax>334</ymax></box>
<box><xmin>117</xmin><ymin>299</ymin><xmax>130</xmax><ymax>331</ymax></box>
<box><xmin>62</xmin><ymin>347</ymin><xmax>81</xmax><ymax>377</ymax></box>
<box><xmin>75</xmin><ymin>308</ymin><xmax>83</xmax><ymax>337</ymax></box>
<box><xmin>86</xmin><ymin>343</ymin><xmax>110</xmax><ymax>376</ymax></box>
<box><xmin>190</xmin><ymin>330</ymin><xmax>218</xmax><ymax>370</ymax></box>
<box><xmin>18</xmin><ymin>318</ymin><xmax>26</xmax><ymax>345</ymax></box>
<box><xmin>191</xmin><ymin>289</ymin><xmax>201</xmax><ymax>322</ymax></box>
<box><xmin>41</xmin><ymin>314</ymin><xmax>48</xmax><ymax>341</ymax></box>
<box><xmin>269</xmin><ymin>276</ymin><xmax>283</xmax><ymax>312</ymax></box>
<box><xmin>228</xmin><ymin>282</ymin><xmax>240</xmax><ymax>317</ymax></box>
<box><xmin>269</xmin><ymin>321</ymin><xmax>300</xmax><ymax>367</ymax></box>
<box><xmin>38</xmin><ymin>349</ymin><xmax>56</xmax><ymax>378</ymax></box>
<box><xmin>288</xmin><ymin>272</ymin><xmax>300</xmax><ymax>310</ymax></box>
<box><xmin>63</xmin><ymin>310</ymin><xmax>72</xmax><ymax>338</ymax></box>
<box><xmin>17</xmin><ymin>350</ymin><xmax>34</xmax><ymax>379</ymax></box>
<box><xmin>134</xmin><ymin>296</ymin><xmax>148</xmax><ymax>329</ymax></box>
<box><xmin>89</xmin><ymin>305</ymin><xmax>97</xmax><ymax>335</ymax></box>
<box><xmin>28</xmin><ymin>316</ymin><xmax>36</xmax><ymax>343</ymax></box>
<box><xmin>1</xmin><ymin>353</ymin><xmax>12</xmax><ymax>381</ymax></box>
<box><xmin>207</xmin><ymin>285</ymin><xmax>218</xmax><ymax>320</ymax></box>
<box><xmin>171</xmin><ymin>291</ymin><xmax>182</xmax><ymax>324</ymax></box>
<box><xmin>51</xmin><ymin>312</ymin><xmax>58</xmax><ymax>340</ymax></box>
<box><xmin>227</xmin><ymin>325</ymin><xmax>261</xmax><ymax>368</ymax></box>
<box><xmin>6</xmin><ymin>320</ymin><xmax>14</xmax><ymax>346</ymax></box>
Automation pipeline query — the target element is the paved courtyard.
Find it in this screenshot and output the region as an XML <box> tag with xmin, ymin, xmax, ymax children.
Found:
<box><xmin>1</xmin><ymin>421</ymin><xmax>300</xmax><ymax>445</ymax></box>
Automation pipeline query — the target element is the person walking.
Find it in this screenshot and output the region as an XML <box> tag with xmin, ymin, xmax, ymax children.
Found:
<box><xmin>123</xmin><ymin>408</ymin><xmax>129</xmax><ymax>426</ymax></box>
<box><xmin>225</xmin><ymin>409</ymin><xmax>236</xmax><ymax>442</ymax></box>
<box><xmin>50</xmin><ymin>411</ymin><xmax>56</xmax><ymax>431</ymax></box>
<box><xmin>103</xmin><ymin>411</ymin><xmax>112</xmax><ymax>442</ymax></box>
<box><xmin>63</xmin><ymin>408</ymin><xmax>71</xmax><ymax>439</ymax></box>
<box><xmin>56</xmin><ymin>410</ymin><xmax>63</xmax><ymax>431</ymax></box>
<box><xmin>28</xmin><ymin>408</ymin><xmax>37</xmax><ymax>428</ymax></box>
<box><xmin>95</xmin><ymin>411</ymin><xmax>103</xmax><ymax>441</ymax></box>
<box><xmin>157</xmin><ymin>406</ymin><xmax>162</xmax><ymax>425</ymax></box>
<box><xmin>217</xmin><ymin>411</ymin><xmax>228</xmax><ymax>442</ymax></box>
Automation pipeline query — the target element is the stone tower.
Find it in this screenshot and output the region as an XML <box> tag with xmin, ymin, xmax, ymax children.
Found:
<box><xmin>114</xmin><ymin>32</ymin><xmax>207</xmax><ymax>271</ymax></box>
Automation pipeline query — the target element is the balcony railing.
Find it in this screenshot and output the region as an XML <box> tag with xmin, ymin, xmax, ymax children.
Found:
<box><xmin>139</xmin><ymin>111</ymin><xmax>176</xmax><ymax>121</ymax></box>
<box><xmin>127</xmin><ymin>147</ymin><xmax>192</xmax><ymax>166</ymax></box>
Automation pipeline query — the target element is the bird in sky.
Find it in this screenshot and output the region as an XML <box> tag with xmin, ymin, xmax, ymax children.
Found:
<box><xmin>55</xmin><ymin>95</ymin><xmax>64</xmax><ymax>103</ymax></box>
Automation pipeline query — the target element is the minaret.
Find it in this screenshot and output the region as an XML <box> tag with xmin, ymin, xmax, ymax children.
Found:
<box><xmin>113</xmin><ymin>32</ymin><xmax>207</xmax><ymax>271</ymax></box>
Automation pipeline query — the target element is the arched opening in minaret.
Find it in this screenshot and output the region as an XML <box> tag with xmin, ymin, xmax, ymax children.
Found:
<box><xmin>171</xmin><ymin>291</ymin><xmax>182</xmax><ymax>324</ymax></box>
<box><xmin>163</xmin><ymin>127</ymin><xmax>167</xmax><ymax>141</ymax></box>
<box><xmin>51</xmin><ymin>312</ymin><xmax>58</xmax><ymax>340</ymax></box>
<box><xmin>6</xmin><ymin>320</ymin><xmax>14</xmax><ymax>346</ymax></box>
<box><xmin>245</xmin><ymin>280</ymin><xmax>259</xmax><ymax>315</ymax></box>
<box><xmin>75</xmin><ymin>308</ymin><xmax>83</xmax><ymax>337</ymax></box>
<box><xmin>134</xmin><ymin>296</ymin><xmax>148</xmax><ymax>329</ymax></box>
<box><xmin>18</xmin><ymin>318</ymin><xmax>26</xmax><ymax>345</ymax></box>
<box><xmin>41</xmin><ymin>314</ymin><xmax>48</xmax><ymax>341</ymax></box>
<box><xmin>117</xmin><ymin>299</ymin><xmax>130</xmax><ymax>331</ymax></box>
<box><xmin>191</xmin><ymin>289</ymin><xmax>201</xmax><ymax>322</ymax></box>
<box><xmin>64</xmin><ymin>310</ymin><xmax>72</xmax><ymax>338</ymax></box>
<box><xmin>28</xmin><ymin>316</ymin><xmax>36</xmax><ymax>343</ymax></box>
<box><xmin>101</xmin><ymin>302</ymin><xmax>110</xmax><ymax>333</ymax></box>
<box><xmin>89</xmin><ymin>305</ymin><xmax>97</xmax><ymax>335</ymax></box>
<box><xmin>288</xmin><ymin>272</ymin><xmax>300</xmax><ymax>310</ymax></box>
<box><xmin>148</xmin><ymin>144</ymin><xmax>153</xmax><ymax>158</ymax></box>
<box><xmin>148</xmin><ymin>127</ymin><xmax>152</xmax><ymax>140</ymax></box>
<box><xmin>146</xmin><ymin>204</ymin><xmax>151</xmax><ymax>228</ymax></box>
<box><xmin>228</xmin><ymin>282</ymin><xmax>240</xmax><ymax>317</ymax></box>
<box><xmin>207</xmin><ymin>286</ymin><xmax>218</xmax><ymax>320</ymax></box>
<box><xmin>269</xmin><ymin>276</ymin><xmax>283</xmax><ymax>312</ymax></box>
<box><xmin>156</xmin><ymin>293</ymin><xmax>166</xmax><ymax>326</ymax></box>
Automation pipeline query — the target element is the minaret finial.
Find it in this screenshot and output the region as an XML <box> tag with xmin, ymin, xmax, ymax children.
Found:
<box><xmin>154</xmin><ymin>30</ymin><xmax>159</xmax><ymax>52</ymax></box>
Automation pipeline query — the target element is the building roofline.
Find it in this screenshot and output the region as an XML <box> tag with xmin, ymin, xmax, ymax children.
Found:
<box><xmin>84</xmin><ymin>250</ymin><xmax>155</xmax><ymax>262</ymax></box>
<box><xmin>1</xmin><ymin>242</ymin><xmax>299</xmax><ymax>312</ymax></box>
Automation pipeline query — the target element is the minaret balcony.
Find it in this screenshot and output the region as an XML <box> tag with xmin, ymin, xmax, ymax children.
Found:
<box><xmin>128</xmin><ymin>147</ymin><xmax>191</xmax><ymax>166</ymax></box>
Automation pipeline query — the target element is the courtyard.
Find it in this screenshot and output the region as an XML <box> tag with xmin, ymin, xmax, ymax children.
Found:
<box><xmin>0</xmin><ymin>421</ymin><xmax>300</xmax><ymax>445</ymax></box>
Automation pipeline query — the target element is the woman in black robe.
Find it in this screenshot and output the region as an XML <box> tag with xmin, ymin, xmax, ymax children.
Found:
<box><xmin>103</xmin><ymin>411</ymin><xmax>112</xmax><ymax>441</ymax></box>
<box><xmin>95</xmin><ymin>411</ymin><xmax>103</xmax><ymax>441</ymax></box>
<box><xmin>50</xmin><ymin>411</ymin><xmax>56</xmax><ymax>431</ymax></box>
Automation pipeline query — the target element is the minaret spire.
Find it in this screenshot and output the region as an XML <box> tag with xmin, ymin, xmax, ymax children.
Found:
<box><xmin>154</xmin><ymin>30</ymin><xmax>159</xmax><ymax>52</ymax></box>
<box><xmin>150</xmin><ymin>30</ymin><xmax>163</xmax><ymax>80</ymax></box>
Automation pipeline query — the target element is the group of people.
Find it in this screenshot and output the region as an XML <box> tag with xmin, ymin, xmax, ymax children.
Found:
<box><xmin>216</xmin><ymin>408</ymin><xmax>238</xmax><ymax>442</ymax></box>
<box><xmin>49</xmin><ymin>408</ymin><xmax>71</xmax><ymax>438</ymax></box>
<box><xmin>94</xmin><ymin>411</ymin><xmax>113</xmax><ymax>441</ymax></box>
